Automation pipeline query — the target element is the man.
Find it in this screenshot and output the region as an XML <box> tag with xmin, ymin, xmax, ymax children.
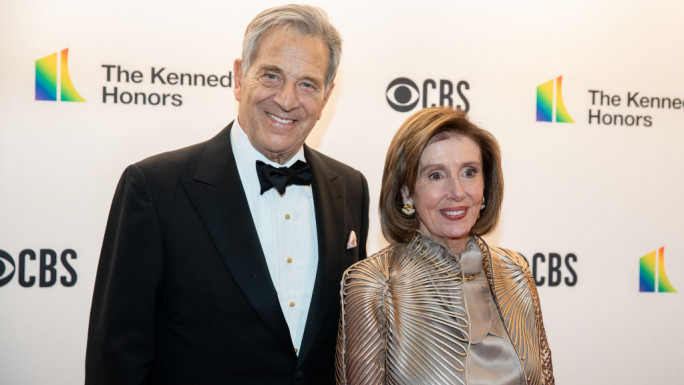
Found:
<box><xmin>85</xmin><ymin>5</ymin><xmax>369</xmax><ymax>384</ymax></box>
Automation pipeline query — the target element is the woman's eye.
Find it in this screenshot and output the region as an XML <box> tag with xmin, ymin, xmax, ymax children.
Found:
<box><xmin>463</xmin><ymin>168</ymin><xmax>478</xmax><ymax>177</ymax></box>
<box><xmin>428</xmin><ymin>171</ymin><xmax>442</xmax><ymax>180</ymax></box>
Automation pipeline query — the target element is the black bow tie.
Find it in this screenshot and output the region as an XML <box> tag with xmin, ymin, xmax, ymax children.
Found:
<box><xmin>256</xmin><ymin>160</ymin><xmax>312</xmax><ymax>195</ymax></box>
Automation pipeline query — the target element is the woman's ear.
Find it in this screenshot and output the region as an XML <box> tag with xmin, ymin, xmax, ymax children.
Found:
<box><xmin>401</xmin><ymin>185</ymin><xmax>410</xmax><ymax>202</ymax></box>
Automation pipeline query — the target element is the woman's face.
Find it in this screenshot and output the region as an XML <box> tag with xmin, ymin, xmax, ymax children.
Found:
<box><xmin>403</xmin><ymin>133</ymin><xmax>484</xmax><ymax>252</ymax></box>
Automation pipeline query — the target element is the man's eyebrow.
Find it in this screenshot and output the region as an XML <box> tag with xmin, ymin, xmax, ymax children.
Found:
<box><xmin>256</xmin><ymin>65</ymin><xmax>324</xmax><ymax>87</ymax></box>
<box><xmin>301</xmin><ymin>75</ymin><xmax>323</xmax><ymax>86</ymax></box>
<box><xmin>258</xmin><ymin>65</ymin><xmax>283</xmax><ymax>74</ymax></box>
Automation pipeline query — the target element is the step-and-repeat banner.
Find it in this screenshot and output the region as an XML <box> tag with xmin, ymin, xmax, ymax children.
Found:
<box><xmin>1</xmin><ymin>0</ymin><xmax>682</xmax><ymax>383</ymax></box>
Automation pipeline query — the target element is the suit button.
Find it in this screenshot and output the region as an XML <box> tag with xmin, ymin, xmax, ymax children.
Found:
<box><xmin>295</xmin><ymin>371</ymin><xmax>303</xmax><ymax>380</ymax></box>
<box><xmin>285</xmin><ymin>214</ymin><xmax>291</xmax><ymax>220</ymax></box>
<box><xmin>294</xmin><ymin>347</ymin><xmax>299</xmax><ymax>353</ymax></box>
<box><xmin>287</xmin><ymin>258</ymin><xmax>293</xmax><ymax>263</ymax></box>
<box><xmin>289</xmin><ymin>301</ymin><xmax>295</xmax><ymax>307</ymax></box>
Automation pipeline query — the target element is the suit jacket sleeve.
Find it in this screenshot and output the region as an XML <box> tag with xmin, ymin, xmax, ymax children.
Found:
<box><xmin>358</xmin><ymin>171</ymin><xmax>370</xmax><ymax>260</ymax></box>
<box><xmin>86</xmin><ymin>164</ymin><xmax>163</xmax><ymax>385</ymax></box>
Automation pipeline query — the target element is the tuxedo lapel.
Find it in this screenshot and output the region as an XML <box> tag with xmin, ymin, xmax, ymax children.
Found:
<box><xmin>298</xmin><ymin>146</ymin><xmax>347</xmax><ymax>364</ymax></box>
<box><xmin>180</xmin><ymin>123</ymin><xmax>292</xmax><ymax>349</ymax></box>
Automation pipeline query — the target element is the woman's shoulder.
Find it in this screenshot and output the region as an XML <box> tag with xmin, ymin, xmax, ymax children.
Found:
<box><xmin>479</xmin><ymin>240</ymin><xmax>530</xmax><ymax>270</ymax></box>
<box><xmin>341</xmin><ymin>245</ymin><xmax>396</xmax><ymax>283</ymax></box>
<box><xmin>345</xmin><ymin>245</ymin><xmax>395</xmax><ymax>270</ymax></box>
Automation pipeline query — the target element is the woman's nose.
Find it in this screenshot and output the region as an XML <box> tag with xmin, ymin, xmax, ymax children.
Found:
<box><xmin>445</xmin><ymin>177</ymin><xmax>466</xmax><ymax>201</ymax></box>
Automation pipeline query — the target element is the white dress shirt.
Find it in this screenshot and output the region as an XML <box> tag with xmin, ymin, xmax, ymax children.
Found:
<box><xmin>230</xmin><ymin>119</ymin><xmax>318</xmax><ymax>355</ymax></box>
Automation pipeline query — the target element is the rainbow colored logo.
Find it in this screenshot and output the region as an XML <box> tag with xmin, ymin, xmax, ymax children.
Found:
<box><xmin>35</xmin><ymin>48</ymin><xmax>85</xmax><ymax>102</ymax></box>
<box><xmin>639</xmin><ymin>247</ymin><xmax>677</xmax><ymax>293</ymax></box>
<box><xmin>536</xmin><ymin>76</ymin><xmax>573</xmax><ymax>123</ymax></box>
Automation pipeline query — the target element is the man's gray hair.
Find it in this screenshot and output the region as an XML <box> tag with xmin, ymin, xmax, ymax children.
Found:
<box><xmin>241</xmin><ymin>4</ymin><xmax>342</xmax><ymax>91</ymax></box>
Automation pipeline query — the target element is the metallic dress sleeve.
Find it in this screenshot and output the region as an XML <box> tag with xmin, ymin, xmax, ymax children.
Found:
<box><xmin>336</xmin><ymin>248</ymin><xmax>391</xmax><ymax>385</ymax></box>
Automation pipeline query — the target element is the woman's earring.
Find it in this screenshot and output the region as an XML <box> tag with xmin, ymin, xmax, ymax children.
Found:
<box><xmin>401</xmin><ymin>200</ymin><xmax>415</xmax><ymax>215</ymax></box>
<box><xmin>480</xmin><ymin>197</ymin><xmax>486</xmax><ymax>210</ymax></box>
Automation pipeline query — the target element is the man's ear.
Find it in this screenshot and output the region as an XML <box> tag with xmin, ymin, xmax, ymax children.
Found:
<box><xmin>233</xmin><ymin>59</ymin><xmax>243</xmax><ymax>101</ymax></box>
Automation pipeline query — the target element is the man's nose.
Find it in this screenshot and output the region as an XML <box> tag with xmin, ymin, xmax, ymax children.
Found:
<box><xmin>273</xmin><ymin>82</ymin><xmax>300</xmax><ymax>111</ymax></box>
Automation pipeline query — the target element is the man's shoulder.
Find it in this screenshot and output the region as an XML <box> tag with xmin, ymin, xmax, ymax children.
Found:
<box><xmin>304</xmin><ymin>145</ymin><xmax>363</xmax><ymax>179</ymax></box>
<box><xmin>136</xmin><ymin>141</ymin><xmax>204</xmax><ymax>171</ymax></box>
<box><xmin>133</xmin><ymin>124</ymin><xmax>232</xmax><ymax>177</ymax></box>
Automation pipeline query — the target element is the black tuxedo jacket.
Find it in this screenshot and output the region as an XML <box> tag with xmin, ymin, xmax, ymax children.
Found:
<box><xmin>85</xmin><ymin>123</ymin><xmax>369</xmax><ymax>385</ymax></box>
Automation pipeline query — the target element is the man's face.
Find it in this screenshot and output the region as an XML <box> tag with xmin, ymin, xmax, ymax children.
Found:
<box><xmin>234</xmin><ymin>26</ymin><xmax>334</xmax><ymax>164</ymax></box>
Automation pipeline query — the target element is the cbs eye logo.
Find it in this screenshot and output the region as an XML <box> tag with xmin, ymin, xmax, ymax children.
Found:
<box><xmin>386</xmin><ymin>77</ymin><xmax>470</xmax><ymax>113</ymax></box>
<box><xmin>0</xmin><ymin>250</ymin><xmax>14</xmax><ymax>286</ymax></box>
<box><xmin>0</xmin><ymin>249</ymin><xmax>77</xmax><ymax>288</ymax></box>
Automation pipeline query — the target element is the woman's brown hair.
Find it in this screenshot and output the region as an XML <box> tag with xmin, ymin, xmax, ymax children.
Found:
<box><xmin>380</xmin><ymin>107</ymin><xmax>504</xmax><ymax>244</ymax></box>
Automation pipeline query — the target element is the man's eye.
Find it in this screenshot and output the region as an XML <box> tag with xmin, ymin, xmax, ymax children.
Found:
<box><xmin>260</xmin><ymin>73</ymin><xmax>281</xmax><ymax>86</ymax></box>
<box><xmin>300</xmin><ymin>81</ymin><xmax>318</xmax><ymax>92</ymax></box>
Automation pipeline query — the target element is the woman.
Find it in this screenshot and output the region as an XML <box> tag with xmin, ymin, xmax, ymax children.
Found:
<box><xmin>336</xmin><ymin>107</ymin><xmax>554</xmax><ymax>385</ymax></box>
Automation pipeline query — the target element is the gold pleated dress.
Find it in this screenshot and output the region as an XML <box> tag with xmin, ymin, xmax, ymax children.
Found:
<box><xmin>336</xmin><ymin>233</ymin><xmax>554</xmax><ymax>385</ymax></box>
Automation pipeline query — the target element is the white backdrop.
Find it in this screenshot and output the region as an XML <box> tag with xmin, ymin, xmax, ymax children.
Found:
<box><xmin>1</xmin><ymin>0</ymin><xmax>682</xmax><ymax>384</ymax></box>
